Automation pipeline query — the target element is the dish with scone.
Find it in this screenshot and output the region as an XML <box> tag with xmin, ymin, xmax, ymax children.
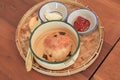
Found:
<box><xmin>16</xmin><ymin>0</ymin><xmax>103</xmax><ymax>76</ymax></box>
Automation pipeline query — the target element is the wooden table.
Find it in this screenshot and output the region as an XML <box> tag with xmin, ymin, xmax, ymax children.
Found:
<box><xmin>0</xmin><ymin>0</ymin><xmax>120</xmax><ymax>80</ymax></box>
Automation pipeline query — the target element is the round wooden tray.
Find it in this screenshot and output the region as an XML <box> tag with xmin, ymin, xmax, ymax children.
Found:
<box><xmin>15</xmin><ymin>0</ymin><xmax>104</xmax><ymax>76</ymax></box>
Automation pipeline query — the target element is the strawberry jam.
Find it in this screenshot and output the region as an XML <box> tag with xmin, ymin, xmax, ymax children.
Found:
<box><xmin>74</xmin><ymin>16</ymin><xmax>90</xmax><ymax>32</ymax></box>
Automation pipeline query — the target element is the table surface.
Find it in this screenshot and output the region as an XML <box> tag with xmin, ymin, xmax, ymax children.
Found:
<box><xmin>0</xmin><ymin>0</ymin><xmax>120</xmax><ymax>80</ymax></box>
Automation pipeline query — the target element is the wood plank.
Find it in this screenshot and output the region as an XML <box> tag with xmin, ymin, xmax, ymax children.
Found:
<box><xmin>0</xmin><ymin>0</ymin><xmax>120</xmax><ymax>80</ymax></box>
<box><xmin>0</xmin><ymin>0</ymin><xmax>36</xmax><ymax>26</ymax></box>
<box><xmin>91</xmin><ymin>39</ymin><xmax>120</xmax><ymax>80</ymax></box>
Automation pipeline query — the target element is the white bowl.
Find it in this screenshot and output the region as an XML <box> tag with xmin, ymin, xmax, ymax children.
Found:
<box><xmin>67</xmin><ymin>9</ymin><xmax>98</xmax><ymax>34</ymax></box>
<box><xmin>30</xmin><ymin>21</ymin><xmax>80</xmax><ymax>70</ymax></box>
<box><xmin>38</xmin><ymin>1</ymin><xmax>68</xmax><ymax>22</ymax></box>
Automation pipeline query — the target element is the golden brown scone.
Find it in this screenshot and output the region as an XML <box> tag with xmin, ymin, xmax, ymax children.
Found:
<box><xmin>43</xmin><ymin>31</ymin><xmax>72</xmax><ymax>62</ymax></box>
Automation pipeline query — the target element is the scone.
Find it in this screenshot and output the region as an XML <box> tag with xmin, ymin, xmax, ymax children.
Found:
<box><xmin>43</xmin><ymin>31</ymin><xmax>72</xmax><ymax>62</ymax></box>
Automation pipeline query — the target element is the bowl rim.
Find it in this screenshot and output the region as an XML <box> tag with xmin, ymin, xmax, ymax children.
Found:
<box><xmin>29</xmin><ymin>20</ymin><xmax>80</xmax><ymax>64</ymax></box>
<box><xmin>67</xmin><ymin>8</ymin><xmax>98</xmax><ymax>34</ymax></box>
<box><xmin>38</xmin><ymin>1</ymin><xmax>68</xmax><ymax>22</ymax></box>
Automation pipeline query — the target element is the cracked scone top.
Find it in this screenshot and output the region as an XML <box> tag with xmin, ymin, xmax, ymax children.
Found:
<box><xmin>43</xmin><ymin>31</ymin><xmax>72</xmax><ymax>62</ymax></box>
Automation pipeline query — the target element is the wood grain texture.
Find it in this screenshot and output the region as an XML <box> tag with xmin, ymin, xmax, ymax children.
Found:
<box><xmin>85</xmin><ymin>0</ymin><xmax>120</xmax><ymax>45</ymax></box>
<box><xmin>91</xmin><ymin>40</ymin><xmax>120</xmax><ymax>80</ymax></box>
<box><xmin>81</xmin><ymin>41</ymin><xmax>112</xmax><ymax>78</ymax></box>
<box><xmin>0</xmin><ymin>0</ymin><xmax>120</xmax><ymax>80</ymax></box>
<box><xmin>0</xmin><ymin>0</ymin><xmax>36</xmax><ymax>26</ymax></box>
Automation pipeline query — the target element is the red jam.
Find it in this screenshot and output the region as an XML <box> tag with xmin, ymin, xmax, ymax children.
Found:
<box><xmin>74</xmin><ymin>16</ymin><xmax>90</xmax><ymax>32</ymax></box>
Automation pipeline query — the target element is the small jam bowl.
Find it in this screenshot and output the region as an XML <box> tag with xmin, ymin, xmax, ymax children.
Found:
<box><xmin>29</xmin><ymin>21</ymin><xmax>80</xmax><ymax>70</ymax></box>
<box><xmin>67</xmin><ymin>9</ymin><xmax>98</xmax><ymax>34</ymax></box>
<box><xmin>38</xmin><ymin>1</ymin><xmax>68</xmax><ymax>22</ymax></box>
